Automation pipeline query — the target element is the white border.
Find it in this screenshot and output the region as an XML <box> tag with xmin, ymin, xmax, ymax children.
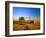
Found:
<box><xmin>9</xmin><ymin>3</ymin><xmax>44</xmax><ymax>35</ymax></box>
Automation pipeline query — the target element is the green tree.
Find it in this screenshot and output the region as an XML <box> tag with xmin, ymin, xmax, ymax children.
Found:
<box><xmin>19</xmin><ymin>17</ymin><xmax>25</xmax><ymax>23</ymax></box>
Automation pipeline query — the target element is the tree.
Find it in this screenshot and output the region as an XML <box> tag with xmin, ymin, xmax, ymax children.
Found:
<box><xmin>19</xmin><ymin>17</ymin><xmax>24</xmax><ymax>20</ymax></box>
<box><xmin>19</xmin><ymin>17</ymin><xmax>25</xmax><ymax>23</ymax></box>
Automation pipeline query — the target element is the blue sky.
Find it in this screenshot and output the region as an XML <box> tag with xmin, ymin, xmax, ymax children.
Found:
<box><xmin>13</xmin><ymin>7</ymin><xmax>40</xmax><ymax>17</ymax></box>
